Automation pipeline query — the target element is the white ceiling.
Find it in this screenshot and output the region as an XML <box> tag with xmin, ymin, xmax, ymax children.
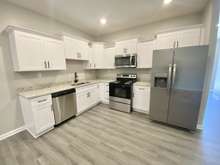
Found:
<box><xmin>3</xmin><ymin>0</ymin><xmax>209</xmax><ymax>36</ymax></box>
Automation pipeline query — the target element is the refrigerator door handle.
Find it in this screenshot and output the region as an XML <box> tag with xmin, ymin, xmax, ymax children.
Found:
<box><xmin>172</xmin><ymin>64</ymin><xmax>177</xmax><ymax>88</ymax></box>
<box><xmin>167</xmin><ymin>64</ymin><xmax>172</xmax><ymax>91</ymax></box>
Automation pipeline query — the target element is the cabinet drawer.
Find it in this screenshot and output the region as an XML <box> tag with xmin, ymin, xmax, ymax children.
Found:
<box><xmin>31</xmin><ymin>95</ymin><xmax>52</xmax><ymax>107</ymax></box>
<box><xmin>76</xmin><ymin>84</ymin><xmax>98</xmax><ymax>94</ymax></box>
<box><xmin>133</xmin><ymin>86</ymin><xmax>149</xmax><ymax>94</ymax></box>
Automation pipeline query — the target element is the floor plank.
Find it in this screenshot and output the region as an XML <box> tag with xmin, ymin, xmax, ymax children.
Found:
<box><xmin>0</xmin><ymin>104</ymin><xmax>220</xmax><ymax>165</ymax></box>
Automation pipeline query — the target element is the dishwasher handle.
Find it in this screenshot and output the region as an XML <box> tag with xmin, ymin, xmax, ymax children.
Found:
<box><xmin>52</xmin><ymin>88</ymin><xmax>76</xmax><ymax>98</ymax></box>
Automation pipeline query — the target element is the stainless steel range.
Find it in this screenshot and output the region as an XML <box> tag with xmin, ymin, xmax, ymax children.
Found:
<box><xmin>109</xmin><ymin>73</ymin><xmax>137</xmax><ymax>113</ymax></box>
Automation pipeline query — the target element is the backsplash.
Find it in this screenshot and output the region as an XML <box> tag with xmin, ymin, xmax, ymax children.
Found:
<box><xmin>15</xmin><ymin>61</ymin><xmax>96</xmax><ymax>92</ymax></box>
<box><xmin>96</xmin><ymin>68</ymin><xmax>151</xmax><ymax>82</ymax></box>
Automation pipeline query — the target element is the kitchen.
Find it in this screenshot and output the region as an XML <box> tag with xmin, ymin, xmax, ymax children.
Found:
<box><xmin>0</xmin><ymin>0</ymin><xmax>220</xmax><ymax>164</ymax></box>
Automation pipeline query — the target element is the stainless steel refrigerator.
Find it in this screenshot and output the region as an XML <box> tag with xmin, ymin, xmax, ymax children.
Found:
<box><xmin>150</xmin><ymin>46</ymin><xmax>208</xmax><ymax>130</ymax></box>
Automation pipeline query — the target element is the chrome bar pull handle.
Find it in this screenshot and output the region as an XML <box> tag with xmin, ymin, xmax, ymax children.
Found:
<box><xmin>172</xmin><ymin>64</ymin><xmax>177</xmax><ymax>88</ymax></box>
<box><xmin>167</xmin><ymin>64</ymin><xmax>172</xmax><ymax>91</ymax></box>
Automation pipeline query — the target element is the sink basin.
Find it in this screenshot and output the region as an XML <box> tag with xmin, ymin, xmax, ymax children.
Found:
<box><xmin>71</xmin><ymin>82</ymin><xmax>90</xmax><ymax>86</ymax></box>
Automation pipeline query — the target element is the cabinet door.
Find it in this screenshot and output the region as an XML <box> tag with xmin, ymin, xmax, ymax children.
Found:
<box><xmin>33</xmin><ymin>106</ymin><xmax>55</xmax><ymax>134</ymax></box>
<box><xmin>86</xmin><ymin>46</ymin><xmax>94</xmax><ymax>69</ymax></box>
<box><xmin>64</xmin><ymin>36</ymin><xmax>74</xmax><ymax>59</ymax></box>
<box><xmin>79</xmin><ymin>40</ymin><xmax>89</xmax><ymax>60</ymax></box>
<box><xmin>137</xmin><ymin>41</ymin><xmax>155</xmax><ymax>68</ymax></box>
<box><xmin>89</xmin><ymin>86</ymin><xmax>100</xmax><ymax>105</ymax></box>
<box><xmin>116</xmin><ymin>39</ymin><xmax>137</xmax><ymax>55</ymax></box>
<box><xmin>44</xmin><ymin>38</ymin><xmax>66</xmax><ymax>70</ymax></box>
<box><xmin>133</xmin><ymin>86</ymin><xmax>150</xmax><ymax>114</ymax></box>
<box><xmin>64</xmin><ymin>36</ymin><xmax>88</xmax><ymax>60</ymax></box>
<box><xmin>13</xmin><ymin>31</ymin><xmax>45</xmax><ymax>71</ymax></box>
<box><xmin>76</xmin><ymin>92</ymin><xmax>88</xmax><ymax>114</ymax></box>
<box><xmin>103</xmin><ymin>47</ymin><xmax>115</xmax><ymax>69</ymax></box>
<box><xmin>176</xmin><ymin>28</ymin><xmax>201</xmax><ymax>48</ymax></box>
<box><xmin>93</xmin><ymin>43</ymin><xmax>104</xmax><ymax>68</ymax></box>
<box><xmin>156</xmin><ymin>31</ymin><xmax>177</xmax><ymax>50</ymax></box>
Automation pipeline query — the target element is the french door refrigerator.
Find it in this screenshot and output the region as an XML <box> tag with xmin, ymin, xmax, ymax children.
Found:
<box><xmin>150</xmin><ymin>46</ymin><xmax>208</xmax><ymax>130</ymax></box>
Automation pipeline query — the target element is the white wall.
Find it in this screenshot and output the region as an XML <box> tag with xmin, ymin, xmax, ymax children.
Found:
<box><xmin>213</xmin><ymin>37</ymin><xmax>220</xmax><ymax>92</ymax></box>
<box><xmin>198</xmin><ymin>0</ymin><xmax>220</xmax><ymax>126</ymax></box>
<box><xmin>0</xmin><ymin>1</ymin><xmax>96</xmax><ymax>135</ymax></box>
<box><xmin>97</xmin><ymin>13</ymin><xmax>202</xmax><ymax>42</ymax></box>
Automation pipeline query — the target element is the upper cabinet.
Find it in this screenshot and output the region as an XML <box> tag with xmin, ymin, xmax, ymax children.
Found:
<box><xmin>9</xmin><ymin>29</ymin><xmax>66</xmax><ymax>72</ymax></box>
<box><xmin>156</xmin><ymin>27</ymin><xmax>205</xmax><ymax>50</ymax></box>
<box><xmin>86</xmin><ymin>43</ymin><xmax>105</xmax><ymax>69</ymax></box>
<box><xmin>103</xmin><ymin>47</ymin><xmax>115</xmax><ymax>69</ymax></box>
<box><xmin>137</xmin><ymin>40</ymin><xmax>155</xmax><ymax>68</ymax></box>
<box><xmin>115</xmin><ymin>39</ymin><xmax>138</xmax><ymax>55</ymax></box>
<box><xmin>63</xmin><ymin>36</ymin><xmax>89</xmax><ymax>60</ymax></box>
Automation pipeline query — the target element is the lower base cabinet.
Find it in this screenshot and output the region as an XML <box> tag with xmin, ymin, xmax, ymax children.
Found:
<box><xmin>133</xmin><ymin>85</ymin><xmax>151</xmax><ymax>114</ymax></box>
<box><xmin>20</xmin><ymin>95</ymin><xmax>55</xmax><ymax>138</ymax></box>
<box><xmin>76</xmin><ymin>84</ymin><xmax>100</xmax><ymax>115</ymax></box>
<box><xmin>99</xmin><ymin>83</ymin><xmax>109</xmax><ymax>104</ymax></box>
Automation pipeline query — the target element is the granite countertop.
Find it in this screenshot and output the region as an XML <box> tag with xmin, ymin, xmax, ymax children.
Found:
<box><xmin>19</xmin><ymin>79</ymin><xmax>114</xmax><ymax>99</ymax></box>
<box><xmin>134</xmin><ymin>81</ymin><xmax>151</xmax><ymax>87</ymax></box>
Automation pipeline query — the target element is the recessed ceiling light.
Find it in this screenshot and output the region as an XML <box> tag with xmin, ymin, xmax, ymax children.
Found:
<box><xmin>100</xmin><ymin>18</ymin><xmax>107</xmax><ymax>25</ymax></box>
<box><xmin>164</xmin><ymin>0</ymin><xmax>173</xmax><ymax>5</ymax></box>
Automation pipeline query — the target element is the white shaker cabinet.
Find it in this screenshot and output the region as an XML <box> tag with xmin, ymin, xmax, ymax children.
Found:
<box><xmin>44</xmin><ymin>38</ymin><xmax>66</xmax><ymax>70</ymax></box>
<box><xmin>63</xmin><ymin>36</ymin><xmax>89</xmax><ymax>60</ymax></box>
<box><xmin>9</xmin><ymin>30</ymin><xmax>45</xmax><ymax>71</ymax></box>
<box><xmin>9</xmin><ymin>29</ymin><xmax>66</xmax><ymax>71</ymax></box>
<box><xmin>76</xmin><ymin>84</ymin><xmax>100</xmax><ymax>115</ymax></box>
<box><xmin>116</xmin><ymin>39</ymin><xmax>138</xmax><ymax>55</ymax></box>
<box><xmin>176</xmin><ymin>28</ymin><xmax>202</xmax><ymax>48</ymax></box>
<box><xmin>86</xmin><ymin>46</ymin><xmax>96</xmax><ymax>69</ymax></box>
<box><xmin>93</xmin><ymin>43</ymin><xmax>104</xmax><ymax>69</ymax></box>
<box><xmin>156</xmin><ymin>31</ymin><xmax>177</xmax><ymax>50</ymax></box>
<box><xmin>156</xmin><ymin>27</ymin><xmax>203</xmax><ymax>50</ymax></box>
<box><xmin>103</xmin><ymin>47</ymin><xmax>115</xmax><ymax>69</ymax></box>
<box><xmin>137</xmin><ymin>41</ymin><xmax>155</xmax><ymax>68</ymax></box>
<box><xmin>133</xmin><ymin>85</ymin><xmax>151</xmax><ymax>114</ymax></box>
<box><xmin>19</xmin><ymin>95</ymin><xmax>55</xmax><ymax>138</ymax></box>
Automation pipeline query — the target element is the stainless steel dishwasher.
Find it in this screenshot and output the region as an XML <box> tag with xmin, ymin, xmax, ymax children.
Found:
<box><xmin>52</xmin><ymin>88</ymin><xmax>77</xmax><ymax>125</ymax></box>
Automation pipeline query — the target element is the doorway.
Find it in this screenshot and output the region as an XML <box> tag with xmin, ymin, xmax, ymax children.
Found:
<box><xmin>203</xmin><ymin>15</ymin><xmax>220</xmax><ymax>140</ymax></box>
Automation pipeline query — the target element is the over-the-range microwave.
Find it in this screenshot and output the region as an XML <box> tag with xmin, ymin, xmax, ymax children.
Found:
<box><xmin>115</xmin><ymin>54</ymin><xmax>137</xmax><ymax>68</ymax></box>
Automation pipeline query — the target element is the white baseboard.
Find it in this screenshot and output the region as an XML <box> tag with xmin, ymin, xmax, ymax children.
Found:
<box><xmin>197</xmin><ymin>124</ymin><xmax>203</xmax><ymax>130</ymax></box>
<box><xmin>0</xmin><ymin>126</ymin><xmax>25</xmax><ymax>141</ymax></box>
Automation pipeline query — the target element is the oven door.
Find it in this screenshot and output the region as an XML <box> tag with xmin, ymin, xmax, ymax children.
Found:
<box><xmin>115</xmin><ymin>55</ymin><xmax>137</xmax><ymax>68</ymax></box>
<box><xmin>109</xmin><ymin>83</ymin><xmax>131</xmax><ymax>99</ymax></box>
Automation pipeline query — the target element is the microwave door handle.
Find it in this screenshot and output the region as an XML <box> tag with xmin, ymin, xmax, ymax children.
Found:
<box><xmin>172</xmin><ymin>64</ymin><xmax>177</xmax><ymax>89</ymax></box>
<box><xmin>167</xmin><ymin>64</ymin><xmax>172</xmax><ymax>92</ymax></box>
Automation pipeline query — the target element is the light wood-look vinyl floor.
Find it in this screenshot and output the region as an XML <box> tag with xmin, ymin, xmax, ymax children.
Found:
<box><xmin>0</xmin><ymin>104</ymin><xmax>220</xmax><ymax>165</ymax></box>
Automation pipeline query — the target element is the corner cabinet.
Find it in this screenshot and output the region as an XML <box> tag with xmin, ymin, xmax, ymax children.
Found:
<box><xmin>9</xmin><ymin>30</ymin><xmax>66</xmax><ymax>71</ymax></box>
<box><xmin>137</xmin><ymin>40</ymin><xmax>155</xmax><ymax>68</ymax></box>
<box><xmin>63</xmin><ymin>36</ymin><xmax>89</xmax><ymax>60</ymax></box>
<box><xmin>19</xmin><ymin>95</ymin><xmax>55</xmax><ymax>138</ymax></box>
